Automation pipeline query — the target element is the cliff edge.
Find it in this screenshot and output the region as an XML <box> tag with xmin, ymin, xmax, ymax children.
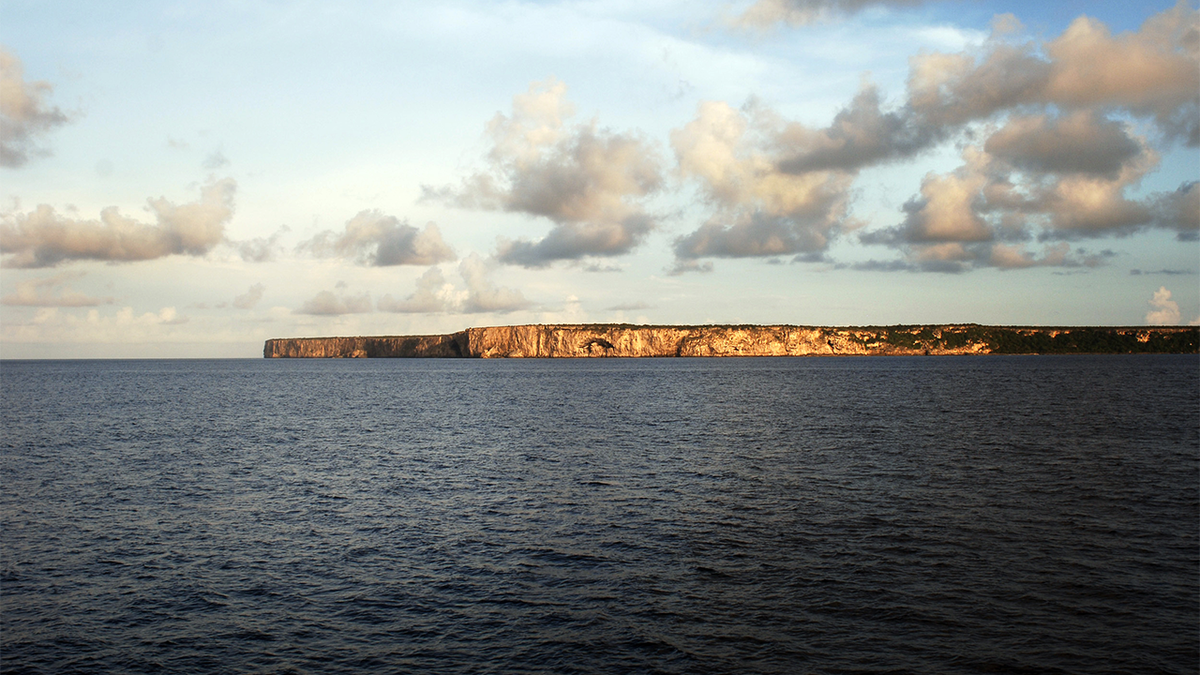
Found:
<box><xmin>264</xmin><ymin>324</ymin><xmax>1199</xmax><ymax>358</ymax></box>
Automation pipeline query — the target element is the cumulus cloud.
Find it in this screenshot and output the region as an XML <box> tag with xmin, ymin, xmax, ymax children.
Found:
<box><xmin>233</xmin><ymin>226</ymin><xmax>289</xmax><ymax>262</ymax></box>
<box><xmin>423</xmin><ymin>79</ymin><xmax>664</xmax><ymax>267</ymax></box>
<box><xmin>669</xmin><ymin>100</ymin><xmax>853</xmax><ymax>270</ymax></box>
<box><xmin>156</xmin><ymin>306</ymin><xmax>189</xmax><ymax>325</ymax></box>
<box><xmin>377</xmin><ymin>255</ymin><xmax>531</xmax><ymax>314</ymax></box>
<box><xmin>1146</xmin><ymin>286</ymin><xmax>1182</xmax><ymax>324</ymax></box>
<box><xmin>0</xmin><ymin>178</ymin><xmax>236</xmax><ymax>267</ymax></box>
<box><xmin>983</xmin><ymin>112</ymin><xmax>1143</xmax><ymax>178</ymax></box>
<box><xmin>859</xmin><ymin>140</ymin><xmax>1124</xmax><ymax>272</ymax></box>
<box><xmin>0</xmin><ymin>49</ymin><xmax>71</xmax><ymax>168</ymax></box>
<box><xmin>296</xmin><ymin>290</ymin><xmax>372</xmax><ymax>316</ymax></box>
<box><xmin>907</xmin><ymin>3</ymin><xmax>1200</xmax><ymax>143</ymax></box>
<box><xmin>861</xmin><ymin>109</ymin><xmax>1190</xmax><ymax>266</ymax></box>
<box><xmin>302</xmin><ymin>207</ymin><xmax>456</xmax><ymax>265</ymax></box>
<box><xmin>892</xmin><ymin>148</ymin><xmax>995</xmax><ymax>244</ymax></box>
<box><xmin>377</xmin><ymin>266</ymin><xmax>459</xmax><ymax>313</ymax></box>
<box><xmin>699</xmin><ymin>3</ymin><xmax>1198</xmax><ymax>274</ymax></box>
<box><xmin>734</xmin><ymin>0</ymin><xmax>931</xmax><ymax>28</ymax></box>
<box><xmin>232</xmin><ymin>283</ymin><xmax>265</xmax><ymax>310</ymax></box>
<box><xmin>980</xmin><ymin>116</ymin><xmax>1167</xmax><ymax>239</ymax></box>
<box><xmin>1148</xmin><ymin>181</ymin><xmax>1200</xmax><ymax>237</ymax></box>
<box><xmin>459</xmin><ymin>253</ymin><xmax>532</xmax><ymax>313</ymax></box>
<box><xmin>0</xmin><ymin>272</ymin><xmax>114</xmax><ymax>306</ymax></box>
<box><xmin>299</xmin><ymin>210</ymin><xmax>455</xmax><ymax>266</ymax></box>
<box><xmin>728</xmin><ymin>4</ymin><xmax>1196</xmax><ymax>272</ymax></box>
<box><xmin>776</xmin><ymin>84</ymin><xmax>940</xmax><ymax>174</ymax></box>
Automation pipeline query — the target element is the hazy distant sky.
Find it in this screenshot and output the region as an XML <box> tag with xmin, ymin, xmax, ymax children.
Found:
<box><xmin>2</xmin><ymin>0</ymin><xmax>1197</xmax><ymax>357</ymax></box>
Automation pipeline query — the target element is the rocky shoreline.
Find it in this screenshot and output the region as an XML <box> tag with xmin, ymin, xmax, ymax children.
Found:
<box><xmin>263</xmin><ymin>324</ymin><xmax>1199</xmax><ymax>358</ymax></box>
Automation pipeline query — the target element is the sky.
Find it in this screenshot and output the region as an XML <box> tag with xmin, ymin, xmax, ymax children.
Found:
<box><xmin>1</xmin><ymin>0</ymin><xmax>1197</xmax><ymax>358</ymax></box>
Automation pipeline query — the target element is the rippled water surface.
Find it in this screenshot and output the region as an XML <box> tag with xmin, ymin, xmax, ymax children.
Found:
<box><xmin>2</xmin><ymin>356</ymin><xmax>1197</xmax><ymax>674</ymax></box>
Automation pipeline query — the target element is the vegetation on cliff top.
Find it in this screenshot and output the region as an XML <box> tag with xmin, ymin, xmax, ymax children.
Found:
<box><xmin>846</xmin><ymin>325</ymin><xmax>1198</xmax><ymax>354</ymax></box>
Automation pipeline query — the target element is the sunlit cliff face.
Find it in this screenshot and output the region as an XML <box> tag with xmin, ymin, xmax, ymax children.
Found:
<box><xmin>263</xmin><ymin>324</ymin><xmax>1200</xmax><ymax>358</ymax></box>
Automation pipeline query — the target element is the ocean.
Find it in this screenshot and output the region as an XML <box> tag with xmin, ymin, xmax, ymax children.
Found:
<box><xmin>2</xmin><ymin>355</ymin><xmax>1197</xmax><ymax>674</ymax></box>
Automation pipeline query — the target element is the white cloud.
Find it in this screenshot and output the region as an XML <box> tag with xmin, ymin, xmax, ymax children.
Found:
<box><xmin>1146</xmin><ymin>285</ymin><xmax>1183</xmax><ymax>324</ymax></box>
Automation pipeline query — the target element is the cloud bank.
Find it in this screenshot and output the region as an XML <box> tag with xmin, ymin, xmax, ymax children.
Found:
<box><xmin>0</xmin><ymin>272</ymin><xmax>114</xmax><ymax>306</ymax></box>
<box><xmin>0</xmin><ymin>178</ymin><xmax>236</xmax><ymax>267</ymax></box>
<box><xmin>674</xmin><ymin>3</ymin><xmax>1200</xmax><ymax>272</ymax></box>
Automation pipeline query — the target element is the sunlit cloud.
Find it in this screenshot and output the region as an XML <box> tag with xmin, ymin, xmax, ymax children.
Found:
<box><xmin>1146</xmin><ymin>285</ymin><xmax>1182</xmax><ymax>324</ymax></box>
<box><xmin>377</xmin><ymin>266</ymin><xmax>461</xmax><ymax>314</ymax></box>
<box><xmin>299</xmin><ymin>210</ymin><xmax>455</xmax><ymax>267</ymax></box>
<box><xmin>460</xmin><ymin>254</ymin><xmax>533</xmax><ymax>313</ymax></box>
<box><xmin>0</xmin><ymin>48</ymin><xmax>71</xmax><ymax>168</ymax></box>
<box><xmin>376</xmin><ymin>254</ymin><xmax>532</xmax><ymax>314</ymax></box>
<box><xmin>733</xmin><ymin>0</ymin><xmax>934</xmax><ymax>28</ymax></box>
<box><xmin>423</xmin><ymin>79</ymin><xmax>664</xmax><ymax>267</ymax></box>
<box><xmin>906</xmin><ymin>4</ymin><xmax>1199</xmax><ymax>144</ymax></box>
<box><xmin>0</xmin><ymin>178</ymin><xmax>236</xmax><ymax>267</ymax></box>
<box><xmin>668</xmin><ymin>100</ymin><xmax>854</xmax><ymax>271</ymax></box>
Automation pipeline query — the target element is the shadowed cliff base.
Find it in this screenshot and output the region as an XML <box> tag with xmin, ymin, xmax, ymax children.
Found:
<box><xmin>264</xmin><ymin>324</ymin><xmax>1200</xmax><ymax>358</ymax></box>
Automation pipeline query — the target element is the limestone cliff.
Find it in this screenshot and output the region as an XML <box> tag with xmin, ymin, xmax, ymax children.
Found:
<box><xmin>264</xmin><ymin>324</ymin><xmax>1199</xmax><ymax>357</ymax></box>
<box><xmin>263</xmin><ymin>333</ymin><xmax>466</xmax><ymax>358</ymax></box>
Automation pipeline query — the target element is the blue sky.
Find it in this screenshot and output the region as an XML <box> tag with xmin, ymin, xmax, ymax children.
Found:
<box><xmin>2</xmin><ymin>0</ymin><xmax>1197</xmax><ymax>357</ymax></box>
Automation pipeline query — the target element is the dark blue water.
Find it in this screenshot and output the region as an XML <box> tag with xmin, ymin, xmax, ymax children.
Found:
<box><xmin>2</xmin><ymin>356</ymin><xmax>1197</xmax><ymax>674</ymax></box>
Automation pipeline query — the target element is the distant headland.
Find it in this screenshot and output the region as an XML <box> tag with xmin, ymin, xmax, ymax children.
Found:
<box><xmin>263</xmin><ymin>324</ymin><xmax>1199</xmax><ymax>358</ymax></box>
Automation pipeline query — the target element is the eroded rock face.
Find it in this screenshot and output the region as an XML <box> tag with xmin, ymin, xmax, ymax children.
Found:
<box><xmin>263</xmin><ymin>334</ymin><xmax>466</xmax><ymax>358</ymax></box>
<box><xmin>264</xmin><ymin>324</ymin><xmax>1199</xmax><ymax>358</ymax></box>
<box><xmin>460</xmin><ymin>325</ymin><xmax>973</xmax><ymax>357</ymax></box>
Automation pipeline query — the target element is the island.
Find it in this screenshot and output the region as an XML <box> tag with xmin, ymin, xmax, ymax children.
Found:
<box><xmin>263</xmin><ymin>324</ymin><xmax>1199</xmax><ymax>358</ymax></box>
